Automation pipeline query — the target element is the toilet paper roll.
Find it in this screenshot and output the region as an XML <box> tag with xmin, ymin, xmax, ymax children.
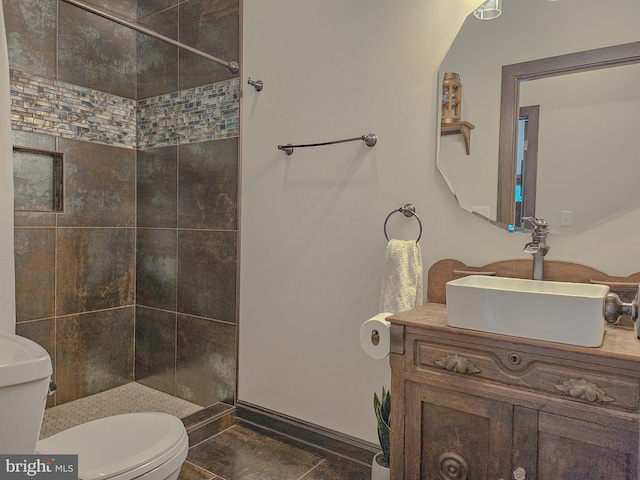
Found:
<box><xmin>360</xmin><ymin>312</ymin><xmax>393</xmax><ymax>359</ymax></box>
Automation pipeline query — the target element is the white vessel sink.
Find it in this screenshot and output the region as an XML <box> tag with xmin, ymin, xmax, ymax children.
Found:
<box><xmin>0</xmin><ymin>332</ymin><xmax>52</xmax><ymax>387</ymax></box>
<box><xmin>446</xmin><ymin>275</ymin><xmax>610</xmax><ymax>347</ymax></box>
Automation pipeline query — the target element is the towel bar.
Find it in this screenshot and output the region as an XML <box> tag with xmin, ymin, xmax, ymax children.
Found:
<box><xmin>278</xmin><ymin>133</ymin><xmax>377</xmax><ymax>156</ymax></box>
<box><xmin>384</xmin><ymin>204</ymin><xmax>422</xmax><ymax>243</ymax></box>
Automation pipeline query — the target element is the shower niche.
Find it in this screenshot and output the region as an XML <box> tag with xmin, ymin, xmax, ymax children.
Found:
<box><xmin>13</xmin><ymin>146</ymin><xmax>64</xmax><ymax>212</ymax></box>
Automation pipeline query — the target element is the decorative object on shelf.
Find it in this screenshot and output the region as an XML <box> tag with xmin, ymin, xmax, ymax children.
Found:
<box><xmin>441</xmin><ymin>73</ymin><xmax>475</xmax><ymax>155</ymax></box>
<box><xmin>372</xmin><ymin>387</ymin><xmax>391</xmax><ymax>480</ymax></box>
<box><xmin>434</xmin><ymin>354</ymin><xmax>481</xmax><ymax>374</ymax></box>
<box><xmin>554</xmin><ymin>378</ymin><xmax>615</xmax><ymax>403</ymax></box>
<box><xmin>442</xmin><ymin>72</ymin><xmax>462</xmax><ymax>124</ymax></box>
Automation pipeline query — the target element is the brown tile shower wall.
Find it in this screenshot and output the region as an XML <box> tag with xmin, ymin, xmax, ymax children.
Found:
<box><xmin>136</xmin><ymin>139</ymin><xmax>239</xmax><ymax>406</ymax></box>
<box><xmin>6</xmin><ymin>0</ymin><xmax>239</xmax><ymax>408</ymax></box>
<box><xmin>134</xmin><ymin>0</ymin><xmax>239</xmax><ymax>407</ymax></box>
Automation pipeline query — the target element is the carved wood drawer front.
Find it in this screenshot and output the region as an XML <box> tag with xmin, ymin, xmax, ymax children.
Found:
<box><xmin>413</xmin><ymin>339</ymin><xmax>640</xmax><ymax>412</ymax></box>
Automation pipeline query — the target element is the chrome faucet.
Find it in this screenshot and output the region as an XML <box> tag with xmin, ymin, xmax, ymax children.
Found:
<box><xmin>523</xmin><ymin>217</ymin><xmax>550</xmax><ymax>281</ymax></box>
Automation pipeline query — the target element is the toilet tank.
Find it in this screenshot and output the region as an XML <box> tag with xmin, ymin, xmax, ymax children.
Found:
<box><xmin>0</xmin><ymin>332</ymin><xmax>53</xmax><ymax>453</ymax></box>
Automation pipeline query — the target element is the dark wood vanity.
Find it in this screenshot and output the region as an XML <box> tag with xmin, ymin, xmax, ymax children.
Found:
<box><xmin>388</xmin><ymin>260</ymin><xmax>640</xmax><ymax>479</ymax></box>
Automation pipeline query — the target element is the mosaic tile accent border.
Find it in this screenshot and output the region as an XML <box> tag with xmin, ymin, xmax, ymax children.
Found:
<box><xmin>137</xmin><ymin>78</ymin><xmax>240</xmax><ymax>149</ymax></box>
<box><xmin>10</xmin><ymin>69</ymin><xmax>137</xmax><ymax>149</ymax></box>
<box><xmin>9</xmin><ymin>69</ymin><xmax>240</xmax><ymax>150</ymax></box>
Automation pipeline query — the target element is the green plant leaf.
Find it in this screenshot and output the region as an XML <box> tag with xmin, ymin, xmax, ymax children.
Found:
<box><xmin>373</xmin><ymin>387</ymin><xmax>391</xmax><ymax>466</ymax></box>
<box><xmin>381</xmin><ymin>389</ymin><xmax>391</xmax><ymax>427</ymax></box>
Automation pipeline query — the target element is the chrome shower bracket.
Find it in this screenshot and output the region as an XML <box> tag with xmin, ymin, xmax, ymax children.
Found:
<box><xmin>247</xmin><ymin>77</ymin><xmax>263</xmax><ymax>91</ymax></box>
<box><xmin>604</xmin><ymin>286</ymin><xmax>640</xmax><ymax>339</ymax></box>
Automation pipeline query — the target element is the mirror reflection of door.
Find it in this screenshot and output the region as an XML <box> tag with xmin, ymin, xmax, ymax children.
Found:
<box><xmin>515</xmin><ymin>105</ymin><xmax>539</xmax><ymax>228</ymax></box>
<box><xmin>436</xmin><ymin>0</ymin><xmax>640</xmax><ymax>233</ymax></box>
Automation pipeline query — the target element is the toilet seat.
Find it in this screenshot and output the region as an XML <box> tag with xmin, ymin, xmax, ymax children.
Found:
<box><xmin>36</xmin><ymin>412</ymin><xmax>188</xmax><ymax>480</ymax></box>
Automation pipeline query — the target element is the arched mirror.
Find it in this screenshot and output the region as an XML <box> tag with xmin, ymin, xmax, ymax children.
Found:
<box><xmin>437</xmin><ymin>0</ymin><xmax>640</xmax><ymax>233</ymax></box>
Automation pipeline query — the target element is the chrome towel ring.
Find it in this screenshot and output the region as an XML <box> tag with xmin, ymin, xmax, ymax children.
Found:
<box><xmin>383</xmin><ymin>204</ymin><xmax>423</xmax><ymax>243</ymax></box>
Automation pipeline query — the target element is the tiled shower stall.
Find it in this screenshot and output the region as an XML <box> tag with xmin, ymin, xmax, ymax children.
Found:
<box><xmin>5</xmin><ymin>0</ymin><xmax>239</xmax><ymax>409</ymax></box>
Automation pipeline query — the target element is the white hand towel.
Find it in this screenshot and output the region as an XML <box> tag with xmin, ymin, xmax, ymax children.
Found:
<box><xmin>379</xmin><ymin>239</ymin><xmax>424</xmax><ymax>314</ymax></box>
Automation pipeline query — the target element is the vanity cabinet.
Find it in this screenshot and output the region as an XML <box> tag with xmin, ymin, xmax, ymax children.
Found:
<box><xmin>388</xmin><ymin>304</ymin><xmax>640</xmax><ymax>480</ymax></box>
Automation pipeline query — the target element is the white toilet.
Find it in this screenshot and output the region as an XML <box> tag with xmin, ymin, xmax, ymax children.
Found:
<box><xmin>0</xmin><ymin>332</ymin><xmax>189</xmax><ymax>480</ymax></box>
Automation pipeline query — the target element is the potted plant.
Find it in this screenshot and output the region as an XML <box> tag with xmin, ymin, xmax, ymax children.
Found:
<box><xmin>372</xmin><ymin>387</ymin><xmax>391</xmax><ymax>480</ymax></box>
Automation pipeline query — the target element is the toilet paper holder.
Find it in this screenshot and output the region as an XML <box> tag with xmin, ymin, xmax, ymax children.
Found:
<box><xmin>360</xmin><ymin>313</ymin><xmax>392</xmax><ymax>359</ymax></box>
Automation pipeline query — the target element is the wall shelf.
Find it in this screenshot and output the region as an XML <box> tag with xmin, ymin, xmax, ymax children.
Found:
<box><xmin>441</xmin><ymin>120</ymin><xmax>475</xmax><ymax>155</ymax></box>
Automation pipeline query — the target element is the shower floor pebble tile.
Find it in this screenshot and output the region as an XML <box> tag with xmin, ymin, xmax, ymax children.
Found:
<box><xmin>40</xmin><ymin>382</ymin><xmax>203</xmax><ymax>439</ymax></box>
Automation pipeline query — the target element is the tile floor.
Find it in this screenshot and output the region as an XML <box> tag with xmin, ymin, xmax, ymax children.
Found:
<box><xmin>183</xmin><ymin>425</ymin><xmax>370</xmax><ymax>480</ymax></box>
<box><xmin>42</xmin><ymin>383</ymin><xmax>371</xmax><ymax>480</ymax></box>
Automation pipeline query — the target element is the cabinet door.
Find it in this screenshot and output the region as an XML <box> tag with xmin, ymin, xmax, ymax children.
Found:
<box><xmin>404</xmin><ymin>381</ymin><xmax>513</xmax><ymax>480</ymax></box>
<box><xmin>537</xmin><ymin>411</ymin><xmax>638</xmax><ymax>480</ymax></box>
